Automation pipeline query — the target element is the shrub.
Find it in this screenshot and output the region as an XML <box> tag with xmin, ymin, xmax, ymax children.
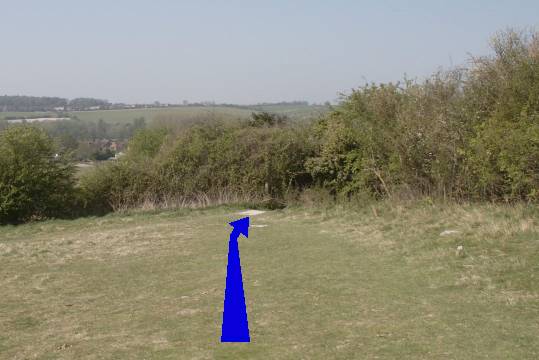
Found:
<box><xmin>307</xmin><ymin>29</ymin><xmax>539</xmax><ymax>202</ymax></box>
<box><xmin>306</xmin><ymin>82</ymin><xmax>416</xmax><ymax>197</ymax></box>
<box><xmin>248</xmin><ymin>112</ymin><xmax>288</xmax><ymax>127</ymax></box>
<box><xmin>78</xmin><ymin>28</ymin><xmax>539</xmax><ymax>212</ymax></box>
<box><xmin>79</xmin><ymin>120</ymin><xmax>314</xmax><ymax>210</ymax></box>
<box><xmin>78</xmin><ymin>160</ymin><xmax>156</xmax><ymax>212</ymax></box>
<box><xmin>154</xmin><ymin>122</ymin><xmax>314</xmax><ymax>199</ymax></box>
<box><xmin>0</xmin><ymin>126</ymin><xmax>76</xmax><ymax>224</ymax></box>
<box><xmin>465</xmin><ymin>29</ymin><xmax>539</xmax><ymax>200</ymax></box>
<box><xmin>126</xmin><ymin>128</ymin><xmax>168</xmax><ymax>159</ymax></box>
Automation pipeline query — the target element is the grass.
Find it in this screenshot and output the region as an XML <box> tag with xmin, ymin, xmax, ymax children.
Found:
<box><xmin>70</xmin><ymin>106</ymin><xmax>253</xmax><ymax>125</ymax></box>
<box><xmin>70</xmin><ymin>104</ymin><xmax>327</xmax><ymax>125</ymax></box>
<box><xmin>1</xmin><ymin>202</ymin><xmax>538</xmax><ymax>359</ymax></box>
<box><xmin>0</xmin><ymin>112</ymin><xmax>56</xmax><ymax>120</ymax></box>
<box><xmin>1</xmin><ymin>104</ymin><xmax>328</xmax><ymax>124</ymax></box>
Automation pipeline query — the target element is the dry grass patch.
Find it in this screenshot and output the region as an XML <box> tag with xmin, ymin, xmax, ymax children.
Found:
<box><xmin>1</xmin><ymin>203</ymin><xmax>539</xmax><ymax>359</ymax></box>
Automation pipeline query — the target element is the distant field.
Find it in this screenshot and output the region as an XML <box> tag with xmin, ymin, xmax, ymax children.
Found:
<box><xmin>1</xmin><ymin>202</ymin><xmax>538</xmax><ymax>359</ymax></box>
<box><xmin>72</xmin><ymin>105</ymin><xmax>328</xmax><ymax>124</ymax></box>
<box><xmin>71</xmin><ymin>106</ymin><xmax>252</xmax><ymax>124</ymax></box>
<box><xmin>1</xmin><ymin>105</ymin><xmax>329</xmax><ymax>125</ymax></box>
<box><xmin>0</xmin><ymin>112</ymin><xmax>56</xmax><ymax>120</ymax></box>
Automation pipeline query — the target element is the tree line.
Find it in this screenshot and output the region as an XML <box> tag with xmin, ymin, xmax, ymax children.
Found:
<box><xmin>0</xmin><ymin>96</ymin><xmax>109</xmax><ymax>112</ymax></box>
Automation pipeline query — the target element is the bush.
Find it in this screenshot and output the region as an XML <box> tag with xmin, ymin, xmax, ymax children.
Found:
<box><xmin>306</xmin><ymin>82</ymin><xmax>405</xmax><ymax>197</ymax></box>
<box><xmin>248</xmin><ymin>112</ymin><xmax>288</xmax><ymax>127</ymax></box>
<box><xmin>307</xmin><ymin>29</ymin><xmax>539</xmax><ymax>202</ymax></box>
<box><xmin>78</xmin><ymin>160</ymin><xmax>155</xmax><ymax>212</ymax></box>
<box><xmin>127</xmin><ymin>128</ymin><xmax>168</xmax><ymax>159</ymax></box>
<box><xmin>0</xmin><ymin>126</ymin><xmax>76</xmax><ymax>224</ymax></box>
<box><xmin>79</xmin><ymin>120</ymin><xmax>314</xmax><ymax>210</ymax></box>
<box><xmin>465</xmin><ymin>29</ymin><xmax>539</xmax><ymax>200</ymax></box>
<box><xmin>78</xmin><ymin>28</ymin><xmax>539</xmax><ymax>213</ymax></box>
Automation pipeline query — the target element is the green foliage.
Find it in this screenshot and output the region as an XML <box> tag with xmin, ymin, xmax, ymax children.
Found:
<box><xmin>465</xmin><ymin>30</ymin><xmax>539</xmax><ymax>200</ymax></box>
<box><xmin>78</xmin><ymin>128</ymin><xmax>171</xmax><ymax>211</ymax></box>
<box><xmin>306</xmin><ymin>82</ymin><xmax>404</xmax><ymax>196</ymax></box>
<box><xmin>37</xmin><ymin>116</ymin><xmax>144</xmax><ymax>152</ymax></box>
<box><xmin>78</xmin><ymin>160</ymin><xmax>155</xmax><ymax>212</ymax></box>
<box><xmin>0</xmin><ymin>126</ymin><xmax>76</xmax><ymax>224</ymax></box>
<box><xmin>32</xmin><ymin>28</ymin><xmax>539</xmax><ymax>220</ymax></box>
<box><xmin>126</xmin><ymin>128</ymin><xmax>168</xmax><ymax>159</ymax></box>
<box><xmin>68</xmin><ymin>97</ymin><xmax>109</xmax><ymax>110</ymax></box>
<box><xmin>248</xmin><ymin>112</ymin><xmax>288</xmax><ymax>127</ymax></box>
<box><xmin>80</xmin><ymin>120</ymin><xmax>314</xmax><ymax>210</ymax></box>
<box><xmin>306</xmin><ymin>75</ymin><xmax>469</xmax><ymax>198</ymax></box>
<box><xmin>0</xmin><ymin>95</ymin><xmax>67</xmax><ymax>112</ymax></box>
<box><xmin>308</xmin><ymin>29</ymin><xmax>539</xmax><ymax>202</ymax></box>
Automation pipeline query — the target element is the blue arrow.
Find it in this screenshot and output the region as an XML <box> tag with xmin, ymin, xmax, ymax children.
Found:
<box><xmin>221</xmin><ymin>217</ymin><xmax>251</xmax><ymax>342</ymax></box>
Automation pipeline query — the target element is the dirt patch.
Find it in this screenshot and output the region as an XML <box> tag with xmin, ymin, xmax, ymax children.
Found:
<box><xmin>238</xmin><ymin>210</ymin><xmax>266</xmax><ymax>216</ymax></box>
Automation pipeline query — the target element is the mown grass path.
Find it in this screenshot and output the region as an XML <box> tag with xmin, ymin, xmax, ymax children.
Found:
<box><xmin>1</xmin><ymin>204</ymin><xmax>538</xmax><ymax>359</ymax></box>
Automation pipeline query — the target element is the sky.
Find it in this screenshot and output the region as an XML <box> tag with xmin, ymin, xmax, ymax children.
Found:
<box><xmin>1</xmin><ymin>0</ymin><xmax>538</xmax><ymax>105</ymax></box>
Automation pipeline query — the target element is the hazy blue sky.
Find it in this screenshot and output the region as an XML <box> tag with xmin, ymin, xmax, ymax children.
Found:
<box><xmin>1</xmin><ymin>0</ymin><xmax>538</xmax><ymax>104</ymax></box>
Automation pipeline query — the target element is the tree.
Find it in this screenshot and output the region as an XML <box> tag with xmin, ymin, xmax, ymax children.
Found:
<box><xmin>127</xmin><ymin>128</ymin><xmax>168</xmax><ymax>159</ymax></box>
<box><xmin>68</xmin><ymin>98</ymin><xmax>109</xmax><ymax>110</ymax></box>
<box><xmin>248</xmin><ymin>112</ymin><xmax>287</xmax><ymax>127</ymax></box>
<box><xmin>0</xmin><ymin>126</ymin><xmax>76</xmax><ymax>224</ymax></box>
<box><xmin>0</xmin><ymin>95</ymin><xmax>67</xmax><ymax>111</ymax></box>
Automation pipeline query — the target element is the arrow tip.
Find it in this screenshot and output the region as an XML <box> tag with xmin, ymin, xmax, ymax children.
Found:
<box><xmin>229</xmin><ymin>217</ymin><xmax>250</xmax><ymax>238</ymax></box>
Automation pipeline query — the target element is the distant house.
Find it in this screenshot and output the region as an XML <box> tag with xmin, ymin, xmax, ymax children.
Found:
<box><xmin>109</xmin><ymin>141</ymin><xmax>119</xmax><ymax>152</ymax></box>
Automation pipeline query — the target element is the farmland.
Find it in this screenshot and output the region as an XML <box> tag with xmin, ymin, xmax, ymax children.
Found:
<box><xmin>0</xmin><ymin>104</ymin><xmax>329</xmax><ymax>125</ymax></box>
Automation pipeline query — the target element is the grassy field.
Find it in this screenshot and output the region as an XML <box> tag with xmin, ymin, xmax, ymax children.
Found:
<box><xmin>0</xmin><ymin>112</ymin><xmax>56</xmax><ymax>120</ymax></box>
<box><xmin>71</xmin><ymin>107</ymin><xmax>252</xmax><ymax>125</ymax></box>
<box><xmin>72</xmin><ymin>105</ymin><xmax>327</xmax><ymax>124</ymax></box>
<box><xmin>1</xmin><ymin>202</ymin><xmax>538</xmax><ymax>359</ymax></box>
<box><xmin>0</xmin><ymin>104</ymin><xmax>328</xmax><ymax>124</ymax></box>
